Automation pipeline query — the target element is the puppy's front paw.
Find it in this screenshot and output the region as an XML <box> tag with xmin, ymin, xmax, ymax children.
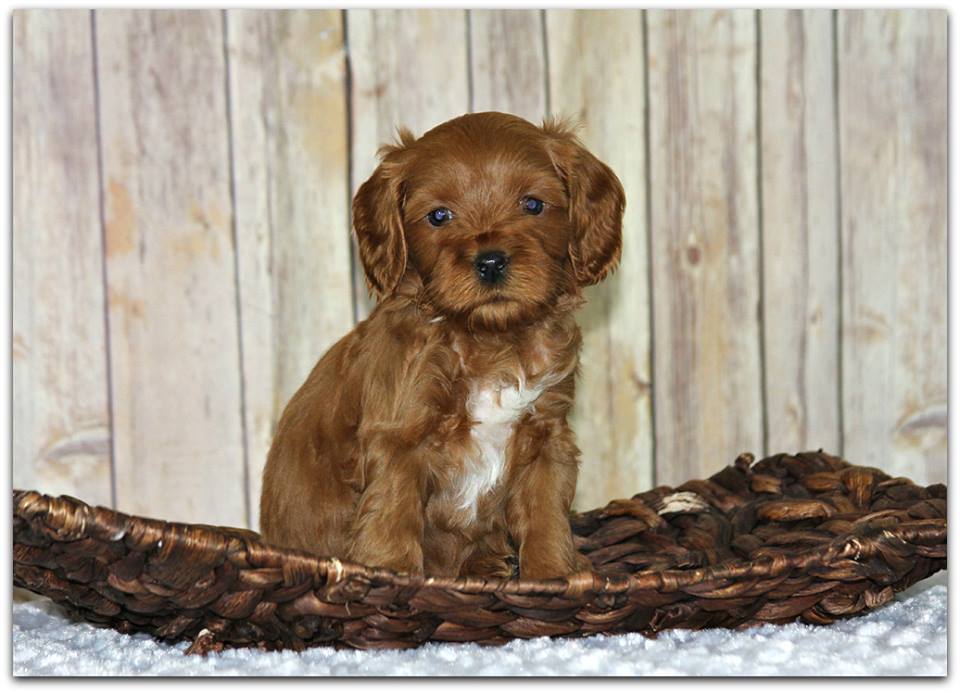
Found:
<box><xmin>460</xmin><ymin>552</ymin><xmax>519</xmax><ymax>579</ymax></box>
<box><xmin>519</xmin><ymin>548</ymin><xmax>593</xmax><ymax>580</ymax></box>
<box><xmin>349</xmin><ymin>541</ymin><xmax>424</xmax><ymax>575</ymax></box>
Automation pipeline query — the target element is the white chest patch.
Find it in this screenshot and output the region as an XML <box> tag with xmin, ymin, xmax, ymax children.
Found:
<box><xmin>453</xmin><ymin>373</ymin><xmax>561</xmax><ymax>519</ymax></box>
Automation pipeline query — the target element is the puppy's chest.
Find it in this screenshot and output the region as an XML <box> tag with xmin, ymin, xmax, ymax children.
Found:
<box><xmin>443</xmin><ymin>370</ymin><xmax>557</xmax><ymax>522</ymax></box>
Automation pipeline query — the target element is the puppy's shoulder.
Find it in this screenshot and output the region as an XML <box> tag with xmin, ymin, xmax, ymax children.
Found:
<box><xmin>359</xmin><ymin>294</ymin><xmax>456</xmax><ymax>368</ymax></box>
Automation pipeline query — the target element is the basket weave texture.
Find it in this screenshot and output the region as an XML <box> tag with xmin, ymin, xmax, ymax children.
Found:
<box><xmin>14</xmin><ymin>451</ymin><xmax>946</xmax><ymax>652</ymax></box>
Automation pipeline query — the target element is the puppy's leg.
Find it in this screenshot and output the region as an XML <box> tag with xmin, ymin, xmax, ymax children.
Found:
<box><xmin>348</xmin><ymin>442</ymin><xmax>428</xmax><ymax>574</ymax></box>
<box><xmin>260</xmin><ymin>436</ymin><xmax>356</xmax><ymax>557</ymax></box>
<box><xmin>507</xmin><ymin>421</ymin><xmax>591</xmax><ymax>579</ymax></box>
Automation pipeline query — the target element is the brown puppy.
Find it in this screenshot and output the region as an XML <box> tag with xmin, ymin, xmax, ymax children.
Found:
<box><xmin>260</xmin><ymin>112</ymin><xmax>624</xmax><ymax>579</ymax></box>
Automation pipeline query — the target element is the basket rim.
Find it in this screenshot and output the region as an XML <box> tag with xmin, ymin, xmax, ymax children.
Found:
<box><xmin>13</xmin><ymin>485</ymin><xmax>946</xmax><ymax>599</ymax></box>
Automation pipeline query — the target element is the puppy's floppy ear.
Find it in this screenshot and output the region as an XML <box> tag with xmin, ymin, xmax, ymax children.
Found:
<box><xmin>352</xmin><ymin>130</ymin><xmax>415</xmax><ymax>298</ymax></box>
<box><xmin>543</xmin><ymin>119</ymin><xmax>625</xmax><ymax>286</ymax></box>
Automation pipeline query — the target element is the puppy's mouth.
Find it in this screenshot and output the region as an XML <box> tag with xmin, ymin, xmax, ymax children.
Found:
<box><xmin>460</xmin><ymin>288</ymin><xmax>544</xmax><ymax>330</ymax></box>
<box><xmin>472</xmin><ymin>285</ymin><xmax>524</xmax><ymax>309</ymax></box>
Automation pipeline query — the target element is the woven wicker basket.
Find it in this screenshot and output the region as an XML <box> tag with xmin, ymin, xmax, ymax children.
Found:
<box><xmin>13</xmin><ymin>451</ymin><xmax>946</xmax><ymax>653</ymax></box>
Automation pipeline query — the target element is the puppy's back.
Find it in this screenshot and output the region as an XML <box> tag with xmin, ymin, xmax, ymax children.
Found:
<box><xmin>259</xmin><ymin>324</ymin><xmax>365</xmax><ymax>553</ymax></box>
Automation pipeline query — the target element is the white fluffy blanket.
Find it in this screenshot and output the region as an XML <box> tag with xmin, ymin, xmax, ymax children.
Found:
<box><xmin>13</xmin><ymin>572</ymin><xmax>946</xmax><ymax>676</ymax></box>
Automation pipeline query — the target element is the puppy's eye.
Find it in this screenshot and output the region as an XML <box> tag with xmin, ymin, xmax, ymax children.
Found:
<box><xmin>522</xmin><ymin>197</ymin><xmax>544</xmax><ymax>215</ymax></box>
<box><xmin>426</xmin><ymin>207</ymin><xmax>453</xmax><ymax>227</ymax></box>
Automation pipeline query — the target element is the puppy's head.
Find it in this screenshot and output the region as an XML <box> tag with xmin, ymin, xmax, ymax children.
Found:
<box><xmin>353</xmin><ymin>112</ymin><xmax>624</xmax><ymax>329</ymax></box>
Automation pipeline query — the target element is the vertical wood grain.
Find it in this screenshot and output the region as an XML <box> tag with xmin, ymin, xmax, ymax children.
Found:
<box><xmin>12</xmin><ymin>10</ymin><xmax>113</xmax><ymax>505</ymax></box>
<box><xmin>468</xmin><ymin>9</ymin><xmax>547</xmax><ymax>122</ymax></box>
<box><xmin>648</xmin><ymin>10</ymin><xmax>763</xmax><ymax>484</ymax></box>
<box><xmin>838</xmin><ymin>10</ymin><xmax>947</xmax><ymax>483</ymax></box>
<box><xmin>760</xmin><ymin>10</ymin><xmax>840</xmax><ymax>454</ymax></box>
<box><xmin>13</xmin><ymin>8</ymin><xmax>948</xmax><ymax>520</ymax></box>
<box><xmin>546</xmin><ymin>10</ymin><xmax>652</xmax><ymax>510</ymax></box>
<box><xmin>346</xmin><ymin>9</ymin><xmax>470</xmax><ymax>319</ymax></box>
<box><xmin>226</xmin><ymin>10</ymin><xmax>353</xmax><ymax>531</ymax></box>
<box><xmin>95</xmin><ymin>10</ymin><xmax>246</xmax><ymax>525</ymax></box>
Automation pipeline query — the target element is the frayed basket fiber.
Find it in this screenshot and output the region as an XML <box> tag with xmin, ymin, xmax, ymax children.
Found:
<box><xmin>13</xmin><ymin>451</ymin><xmax>946</xmax><ymax>653</ymax></box>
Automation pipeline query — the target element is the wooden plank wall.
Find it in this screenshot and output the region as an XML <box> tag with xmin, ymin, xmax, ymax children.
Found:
<box><xmin>12</xmin><ymin>11</ymin><xmax>113</xmax><ymax>507</ymax></box>
<box><xmin>648</xmin><ymin>9</ymin><xmax>763</xmax><ymax>486</ymax></box>
<box><xmin>226</xmin><ymin>9</ymin><xmax>354</xmax><ymax>531</ymax></box>
<box><xmin>760</xmin><ymin>10</ymin><xmax>841</xmax><ymax>458</ymax></box>
<box><xmin>837</xmin><ymin>10</ymin><xmax>948</xmax><ymax>484</ymax></box>
<box><xmin>12</xmin><ymin>9</ymin><xmax>948</xmax><ymax>528</ymax></box>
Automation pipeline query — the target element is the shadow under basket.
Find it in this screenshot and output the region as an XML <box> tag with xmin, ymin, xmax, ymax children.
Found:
<box><xmin>13</xmin><ymin>451</ymin><xmax>947</xmax><ymax>653</ymax></box>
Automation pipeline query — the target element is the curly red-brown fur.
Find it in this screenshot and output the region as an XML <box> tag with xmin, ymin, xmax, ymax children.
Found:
<box><xmin>260</xmin><ymin>112</ymin><xmax>624</xmax><ymax>578</ymax></box>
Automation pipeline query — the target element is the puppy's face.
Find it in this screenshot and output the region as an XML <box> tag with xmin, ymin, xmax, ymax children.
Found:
<box><xmin>402</xmin><ymin>126</ymin><xmax>574</xmax><ymax>329</ymax></box>
<box><xmin>353</xmin><ymin>112</ymin><xmax>625</xmax><ymax>330</ymax></box>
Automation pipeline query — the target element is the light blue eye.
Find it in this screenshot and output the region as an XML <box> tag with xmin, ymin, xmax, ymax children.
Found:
<box><xmin>522</xmin><ymin>197</ymin><xmax>544</xmax><ymax>215</ymax></box>
<box><xmin>427</xmin><ymin>207</ymin><xmax>453</xmax><ymax>227</ymax></box>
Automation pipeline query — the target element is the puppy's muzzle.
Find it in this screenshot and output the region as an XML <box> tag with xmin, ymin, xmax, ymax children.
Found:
<box><xmin>474</xmin><ymin>250</ymin><xmax>509</xmax><ymax>285</ymax></box>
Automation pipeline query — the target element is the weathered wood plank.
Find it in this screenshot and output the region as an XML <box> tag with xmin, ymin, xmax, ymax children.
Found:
<box><xmin>546</xmin><ymin>9</ymin><xmax>652</xmax><ymax>510</ymax></box>
<box><xmin>838</xmin><ymin>10</ymin><xmax>947</xmax><ymax>483</ymax></box>
<box><xmin>226</xmin><ymin>9</ymin><xmax>354</xmax><ymax>532</ymax></box>
<box><xmin>648</xmin><ymin>10</ymin><xmax>763</xmax><ymax>484</ymax></box>
<box><xmin>12</xmin><ymin>10</ymin><xmax>113</xmax><ymax>505</ymax></box>
<box><xmin>95</xmin><ymin>10</ymin><xmax>246</xmax><ymax>525</ymax></box>
<box><xmin>469</xmin><ymin>9</ymin><xmax>547</xmax><ymax>122</ymax></box>
<box><xmin>346</xmin><ymin>9</ymin><xmax>470</xmax><ymax>319</ymax></box>
<box><xmin>760</xmin><ymin>9</ymin><xmax>840</xmax><ymax>454</ymax></box>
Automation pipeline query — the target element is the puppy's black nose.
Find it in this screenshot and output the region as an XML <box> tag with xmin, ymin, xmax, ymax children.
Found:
<box><xmin>474</xmin><ymin>251</ymin><xmax>509</xmax><ymax>284</ymax></box>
